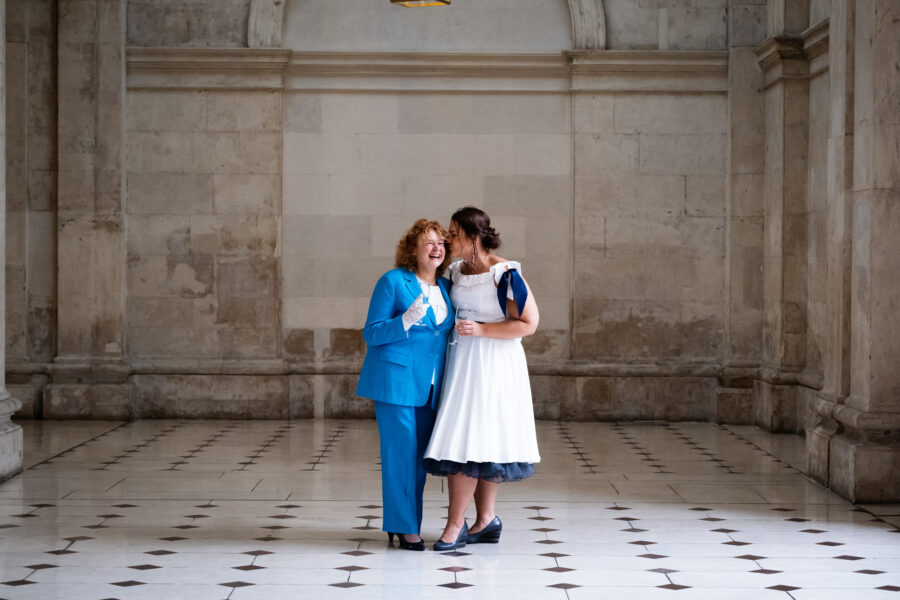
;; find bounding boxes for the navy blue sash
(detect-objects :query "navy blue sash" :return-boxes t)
[496,268,528,317]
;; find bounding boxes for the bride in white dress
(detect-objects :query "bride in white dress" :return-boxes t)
[423,206,541,551]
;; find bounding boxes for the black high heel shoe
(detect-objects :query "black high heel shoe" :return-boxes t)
[433,522,468,552]
[467,516,502,544]
[387,532,425,551]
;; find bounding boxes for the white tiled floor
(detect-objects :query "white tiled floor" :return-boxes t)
[0,419,897,599]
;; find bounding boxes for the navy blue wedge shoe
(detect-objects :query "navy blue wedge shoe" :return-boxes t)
[433,522,468,552]
[466,517,502,544]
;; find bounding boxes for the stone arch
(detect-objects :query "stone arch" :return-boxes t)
[255,0,605,51]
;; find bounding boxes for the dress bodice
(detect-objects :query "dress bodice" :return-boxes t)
[448,260,522,324]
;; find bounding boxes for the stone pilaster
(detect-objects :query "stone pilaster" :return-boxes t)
[827,0,900,502]
[719,0,767,424]
[755,28,811,432]
[0,1,25,480]
[806,0,855,490]
[47,0,130,418]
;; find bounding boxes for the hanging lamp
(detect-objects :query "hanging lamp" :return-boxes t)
[390,0,450,6]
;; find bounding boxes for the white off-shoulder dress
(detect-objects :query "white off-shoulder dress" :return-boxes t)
[423,260,540,482]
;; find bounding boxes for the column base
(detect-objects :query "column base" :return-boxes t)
[753,379,799,432]
[0,393,24,482]
[829,433,900,503]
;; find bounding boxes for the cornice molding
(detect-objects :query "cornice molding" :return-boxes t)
[126,48,730,94]
[126,47,292,89]
[285,51,569,92]
[566,50,729,93]
[802,18,830,61]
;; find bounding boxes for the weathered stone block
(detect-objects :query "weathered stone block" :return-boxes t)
[0,416,23,482]
[290,375,314,419]
[715,388,753,424]
[126,297,193,329]
[44,384,132,419]
[573,95,615,134]
[190,216,277,256]
[127,131,195,173]
[522,329,568,360]
[639,134,727,176]
[753,380,799,432]
[324,329,366,362]
[282,215,370,258]
[604,0,659,49]
[324,375,374,419]
[212,174,278,215]
[567,376,716,421]
[283,328,315,359]
[668,8,727,50]
[127,172,214,215]
[483,175,570,217]
[216,256,277,299]
[686,175,726,217]
[238,132,280,174]
[283,94,322,134]
[193,131,242,174]
[206,91,280,132]
[576,174,685,217]
[529,375,573,420]
[133,375,287,419]
[730,3,766,46]
[574,134,640,175]
[574,299,723,361]
[126,215,190,255]
[127,90,205,132]
[398,94,567,135]
[283,297,367,330]
[615,94,726,135]
[9,384,41,419]
[829,434,900,503]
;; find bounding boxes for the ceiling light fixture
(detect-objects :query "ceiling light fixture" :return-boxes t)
[390,0,450,6]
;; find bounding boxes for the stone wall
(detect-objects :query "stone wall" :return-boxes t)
[4,1,900,503]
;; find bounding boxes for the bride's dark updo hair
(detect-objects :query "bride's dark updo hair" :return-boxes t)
[451,206,501,251]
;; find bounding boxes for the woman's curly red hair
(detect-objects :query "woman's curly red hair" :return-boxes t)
[395,218,450,278]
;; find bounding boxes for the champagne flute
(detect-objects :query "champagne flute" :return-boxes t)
[449,303,473,345]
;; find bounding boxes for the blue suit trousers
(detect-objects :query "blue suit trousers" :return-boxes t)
[373,398,437,535]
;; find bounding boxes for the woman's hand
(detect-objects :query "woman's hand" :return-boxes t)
[455,319,483,338]
[401,293,428,330]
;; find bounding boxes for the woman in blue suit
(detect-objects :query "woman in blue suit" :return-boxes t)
[357,218,454,551]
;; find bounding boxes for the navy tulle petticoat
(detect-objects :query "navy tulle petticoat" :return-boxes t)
[423,458,535,483]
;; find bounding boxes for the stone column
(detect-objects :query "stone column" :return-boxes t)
[0,1,26,480]
[46,0,130,418]
[828,0,900,502]
[755,6,810,432]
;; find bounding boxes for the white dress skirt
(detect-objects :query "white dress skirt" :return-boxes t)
[423,260,540,482]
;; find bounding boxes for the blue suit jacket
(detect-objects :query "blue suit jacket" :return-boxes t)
[356,268,453,408]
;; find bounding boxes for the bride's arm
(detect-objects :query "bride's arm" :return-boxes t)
[457,277,539,340]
